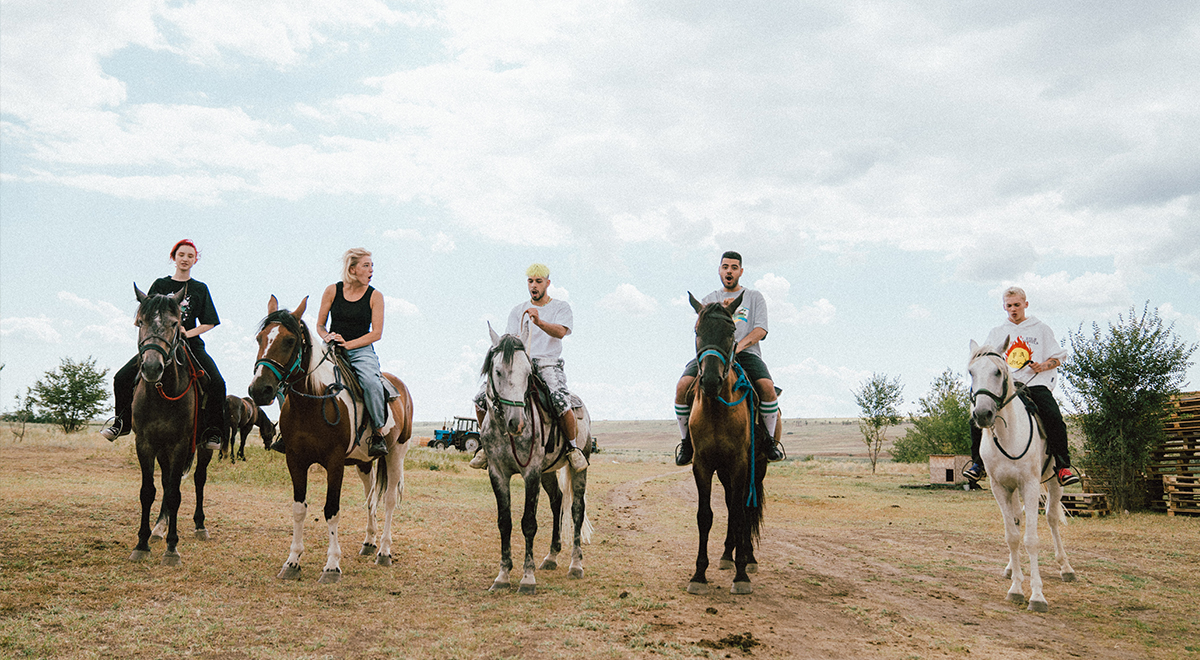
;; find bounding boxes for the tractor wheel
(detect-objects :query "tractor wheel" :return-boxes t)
[464,437,480,454]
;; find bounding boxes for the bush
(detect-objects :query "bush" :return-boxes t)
[29,356,110,434]
[854,373,904,474]
[1063,304,1197,512]
[892,369,972,463]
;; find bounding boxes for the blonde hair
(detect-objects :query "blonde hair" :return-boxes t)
[1002,286,1026,301]
[526,263,550,279]
[342,248,372,284]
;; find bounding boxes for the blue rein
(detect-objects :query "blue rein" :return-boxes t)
[697,349,759,508]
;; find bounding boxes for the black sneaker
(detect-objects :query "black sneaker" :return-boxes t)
[1057,467,1081,487]
[269,437,286,454]
[202,428,222,451]
[368,434,388,457]
[100,417,128,442]
[763,441,785,462]
[674,440,693,466]
[962,461,986,482]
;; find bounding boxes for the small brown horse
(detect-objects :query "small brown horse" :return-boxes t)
[686,292,767,595]
[221,395,275,463]
[248,296,412,583]
[129,284,214,566]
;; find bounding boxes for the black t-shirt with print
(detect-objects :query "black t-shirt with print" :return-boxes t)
[148,277,220,348]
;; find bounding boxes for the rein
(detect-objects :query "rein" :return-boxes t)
[971,352,1035,462]
[483,340,552,469]
[138,323,201,453]
[256,324,346,427]
[695,338,760,508]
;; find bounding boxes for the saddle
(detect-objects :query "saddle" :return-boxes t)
[1012,382,1049,443]
[526,371,584,465]
[330,346,403,450]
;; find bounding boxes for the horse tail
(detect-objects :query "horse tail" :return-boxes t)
[744,435,766,543]
[556,466,593,545]
[371,459,388,510]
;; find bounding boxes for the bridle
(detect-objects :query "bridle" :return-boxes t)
[694,307,739,400]
[485,340,531,411]
[138,323,185,369]
[970,351,1035,461]
[254,321,344,423]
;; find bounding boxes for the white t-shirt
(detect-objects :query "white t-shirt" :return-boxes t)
[506,298,573,361]
[702,287,769,358]
[984,315,1067,391]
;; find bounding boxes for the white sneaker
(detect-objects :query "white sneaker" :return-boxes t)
[468,451,488,469]
[568,448,589,472]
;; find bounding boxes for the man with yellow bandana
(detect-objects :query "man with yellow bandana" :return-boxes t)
[963,286,1080,487]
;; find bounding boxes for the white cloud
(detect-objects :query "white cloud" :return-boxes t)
[597,284,658,317]
[991,271,1131,317]
[384,296,421,318]
[430,232,456,253]
[547,284,570,301]
[0,316,62,344]
[907,304,931,320]
[798,298,837,326]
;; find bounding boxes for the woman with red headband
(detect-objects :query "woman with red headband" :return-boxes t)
[101,240,227,450]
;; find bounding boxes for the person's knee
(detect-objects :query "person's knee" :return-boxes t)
[756,379,777,402]
[676,376,694,403]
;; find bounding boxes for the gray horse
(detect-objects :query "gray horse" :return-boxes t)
[479,323,593,594]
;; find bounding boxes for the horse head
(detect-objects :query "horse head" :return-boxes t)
[968,337,1012,429]
[484,321,534,437]
[690,291,744,398]
[134,283,186,384]
[249,295,309,406]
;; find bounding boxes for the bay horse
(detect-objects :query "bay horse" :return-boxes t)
[686,292,767,595]
[221,395,275,463]
[129,284,214,565]
[480,323,593,594]
[969,339,1074,612]
[248,296,412,583]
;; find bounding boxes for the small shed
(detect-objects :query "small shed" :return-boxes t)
[929,454,971,485]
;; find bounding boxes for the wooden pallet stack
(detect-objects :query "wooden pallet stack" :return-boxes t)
[1059,493,1109,517]
[1149,391,1200,515]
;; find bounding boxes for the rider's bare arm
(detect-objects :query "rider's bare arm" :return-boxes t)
[735,327,767,354]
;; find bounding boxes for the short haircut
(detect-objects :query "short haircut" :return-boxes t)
[342,248,372,283]
[721,250,742,265]
[526,263,550,279]
[1002,286,1026,301]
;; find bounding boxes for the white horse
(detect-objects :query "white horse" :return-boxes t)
[968,339,1075,612]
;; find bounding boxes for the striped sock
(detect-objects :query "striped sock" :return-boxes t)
[675,403,691,440]
[761,400,779,437]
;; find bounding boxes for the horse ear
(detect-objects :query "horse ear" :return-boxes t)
[1001,335,1011,352]
[688,292,703,314]
[134,283,147,303]
[488,321,500,347]
[268,295,279,313]
[293,296,309,319]
[725,292,745,315]
[970,339,980,354]
[519,317,532,348]
[170,288,186,304]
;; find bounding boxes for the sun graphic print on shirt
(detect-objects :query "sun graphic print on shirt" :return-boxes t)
[732,306,749,324]
[1005,337,1033,369]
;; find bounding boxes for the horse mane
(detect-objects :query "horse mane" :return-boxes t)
[696,302,736,335]
[138,293,181,327]
[970,343,997,360]
[481,334,526,376]
[257,309,336,392]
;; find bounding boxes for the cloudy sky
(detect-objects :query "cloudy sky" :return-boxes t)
[2,0,1198,424]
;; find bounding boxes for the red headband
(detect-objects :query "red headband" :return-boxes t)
[170,239,199,260]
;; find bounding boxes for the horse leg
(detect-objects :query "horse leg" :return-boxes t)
[719,484,735,571]
[160,456,184,566]
[1044,480,1075,582]
[488,469,514,591]
[318,462,345,584]
[719,470,753,595]
[538,470,563,571]
[357,463,378,558]
[375,441,407,567]
[518,471,542,594]
[566,466,588,579]
[992,484,1025,604]
[237,427,249,462]
[193,446,210,540]
[688,465,715,595]
[1021,479,1047,612]
[278,459,308,580]
[130,449,156,561]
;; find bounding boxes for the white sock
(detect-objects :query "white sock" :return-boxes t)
[675,403,691,440]
[761,400,779,437]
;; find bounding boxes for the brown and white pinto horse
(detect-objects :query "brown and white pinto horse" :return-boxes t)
[129,284,214,566]
[248,296,412,583]
[685,292,767,595]
[221,395,275,463]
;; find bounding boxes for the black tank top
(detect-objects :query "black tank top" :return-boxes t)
[329,282,375,342]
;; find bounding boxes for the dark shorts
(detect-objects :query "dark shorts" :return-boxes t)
[682,351,773,383]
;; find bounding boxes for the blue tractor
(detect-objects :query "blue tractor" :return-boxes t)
[432,416,481,452]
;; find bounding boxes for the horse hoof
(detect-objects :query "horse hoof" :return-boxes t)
[731,581,753,595]
[718,559,733,570]
[687,582,708,595]
[1028,599,1049,613]
[359,543,377,557]
[539,559,558,571]
[1003,568,1013,579]
[518,583,536,595]
[161,552,182,567]
[489,581,510,592]
[1061,572,1076,583]
[375,554,392,567]
[194,529,210,541]
[746,563,758,574]
[1007,592,1025,605]
[129,549,151,561]
[568,567,583,579]
[277,566,301,581]
[318,570,341,584]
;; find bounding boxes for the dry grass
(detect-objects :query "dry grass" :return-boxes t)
[1,422,1197,659]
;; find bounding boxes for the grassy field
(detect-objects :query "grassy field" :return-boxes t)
[1,421,1197,659]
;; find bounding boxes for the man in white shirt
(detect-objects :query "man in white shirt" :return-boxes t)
[471,263,589,472]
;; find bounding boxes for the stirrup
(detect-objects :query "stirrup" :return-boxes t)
[468,451,488,469]
[674,441,693,466]
[568,447,589,472]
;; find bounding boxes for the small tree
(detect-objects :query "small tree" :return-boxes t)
[29,356,110,434]
[6,391,36,441]
[1063,304,1197,512]
[892,368,972,463]
[854,373,904,473]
